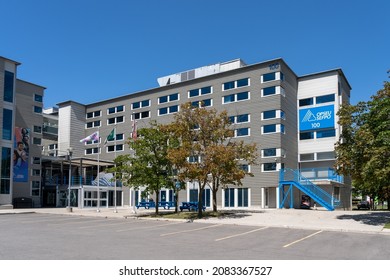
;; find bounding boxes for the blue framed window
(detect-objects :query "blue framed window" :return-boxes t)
[223,81,235,90]
[299,98,313,107]
[169,93,179,101]
[263,162,277,171]
[238,188,248,207]
[189,89,199,98]
[34,106,42,114]
[262,72,276,82]
[223,78,249,91]
[159,95,168,103]
[300,131,314,140]
[3,71,14,103]
[263,148,277,157]
[236,127,249,137]
[236,114,249,123]
[236,78,249,87]
[263,110,276,119]
[223,94,235,103]
[263,124,276,134]
[34,94,43,102]
[263,86,276,96]
[316,94,335,104]
[159,93,179,104]
[2,109,13,140]
[201,86,212,95]
[236,91,249,101]
[224,188,235,207]
[317,129,336,138]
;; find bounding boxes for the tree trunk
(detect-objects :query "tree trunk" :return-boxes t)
[212,177,219,212]
[198,182,206,219]
[155,189,159,215]
[175,188,179,213]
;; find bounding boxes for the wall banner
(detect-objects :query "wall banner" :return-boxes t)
[299,105,335,131]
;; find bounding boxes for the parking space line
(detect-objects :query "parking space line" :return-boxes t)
[283,230,323,248]
[160,224,223,237]
[215,226,269,242]
[78,220,133,229]
[116,221,184,232]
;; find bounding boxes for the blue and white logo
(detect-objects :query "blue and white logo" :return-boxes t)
[299,105,334,131]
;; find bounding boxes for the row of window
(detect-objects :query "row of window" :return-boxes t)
[299,129,336,140]
[85,72,285,119]
[299,94,335,107]
[300,151,335,161]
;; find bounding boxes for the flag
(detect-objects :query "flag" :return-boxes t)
[104,127,116,146]
[131,120,137,140]
[80,131,99,143]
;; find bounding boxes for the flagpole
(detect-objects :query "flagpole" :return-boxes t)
[97,130,100,213]
[113,125,118,213]
[131,118,137,214]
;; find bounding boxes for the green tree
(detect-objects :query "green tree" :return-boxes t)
[167,103,258,217]
[114,121,176,215]
[335,81,390,208]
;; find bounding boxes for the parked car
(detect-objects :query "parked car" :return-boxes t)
[357,200,370,210]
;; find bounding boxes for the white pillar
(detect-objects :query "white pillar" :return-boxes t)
[276,186,280,209]
[261,187,265,209]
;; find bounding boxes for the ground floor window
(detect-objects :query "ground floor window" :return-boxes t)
[238,188,249,207]
[189,188,210,207]
[224,188,235,207]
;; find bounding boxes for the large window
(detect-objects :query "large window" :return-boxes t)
[34,94,43,103]
[262,124,285,134]
[86,110,101,119]
[316,129,336,138]
[235,127,250,137]
[229,114,250,124]
[2,109,13,140]
[316,94,335,104]
[107,105,124,115]
[107,144,124,153]
[224,188,235,207]
[32,181,40,196]
[191,99,212,108]
[159,93,179,104]
[188,86,212,98]
[107,116,124,125]
[133,111,150,120]
[158,105,179,116]
[262,148,277,157]
[3,71,14,103]
[238,188,249,207]
[223,92,249,104]
[263,162,277,172]
[132,99,150,109]
[223,78,249,91]
[1,147,11,194]
[86,120,101,128]
[34,106,43,114]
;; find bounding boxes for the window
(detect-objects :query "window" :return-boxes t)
[229,114,250,124]
[159,105,179,116]
[300,153,315,161]
[300,131,314,140]
[317,129,336,138]
[86,110,101,119]
[85,147,100,155]
[191,99,212,108]
[133,111,150,120]
[32,181,40,196]
[263,110,276,119]
[107,116,124,125]
[32,157,41,164]
[238,164,250,172]
[223,78,249,91]
[32,169,41,176]
[86,120,101,128]
[262,148,277,157]
[2,109,13,140]
[263,162,277,172]
[105,133,124,144]
[238,188,249,207]
[1,147,11,194]
[262,86,276,96]
[317,151,335,160]
[188,86,212,97]
[107,105,124,114]
[33,126,42,133]
[223,92,249,104]
[262,72,276,82]
[33,137,41,145]
[132,99,150,109]
[299,98,313,107]
[3,71,14,103]
[48,144,58,150]
[34,106,42,114]
[316,94,335,104]
[235,127,250,137]
[263,124,276,134]
[159,93,179,104]
[224,188,234,207]
[107,144,124,153]
[188,155,199,163]
[34,94,43,103]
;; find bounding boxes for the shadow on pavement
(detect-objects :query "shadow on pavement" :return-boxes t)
[337,211,390,226]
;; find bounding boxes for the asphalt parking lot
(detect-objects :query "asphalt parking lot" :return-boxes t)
[1,213,389,260]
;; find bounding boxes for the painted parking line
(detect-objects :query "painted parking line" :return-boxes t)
[215,226,269,242]
[78,220,134,229]
[160,224,223,237]
[116,221,184,232]
[283,230,323,248]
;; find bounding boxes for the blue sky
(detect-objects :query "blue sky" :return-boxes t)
[1,0,389,108]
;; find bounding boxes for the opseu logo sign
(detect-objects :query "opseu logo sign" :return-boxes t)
[299,105,334,131]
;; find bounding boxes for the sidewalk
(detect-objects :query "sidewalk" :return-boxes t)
[1,206,389,234]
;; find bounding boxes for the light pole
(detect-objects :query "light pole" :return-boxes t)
[67,147,73,212]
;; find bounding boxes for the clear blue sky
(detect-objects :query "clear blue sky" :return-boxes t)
[1,0,389,108]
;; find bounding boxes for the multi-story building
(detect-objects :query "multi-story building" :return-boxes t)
[1,56,45,208]
[51,58,352,210]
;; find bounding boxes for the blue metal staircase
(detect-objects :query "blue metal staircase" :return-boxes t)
[278,168,340,211]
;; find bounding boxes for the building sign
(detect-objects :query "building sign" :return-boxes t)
[299,105,334,131]
[13,127,30,182]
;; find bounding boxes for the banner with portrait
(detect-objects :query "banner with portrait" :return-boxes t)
[13,127,30,182]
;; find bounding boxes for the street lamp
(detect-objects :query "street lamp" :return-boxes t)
[67,147,73,212]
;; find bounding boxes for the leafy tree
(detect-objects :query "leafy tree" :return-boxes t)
[167,103,258,217]
[335,81,390,208]
[114,121,176,215]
